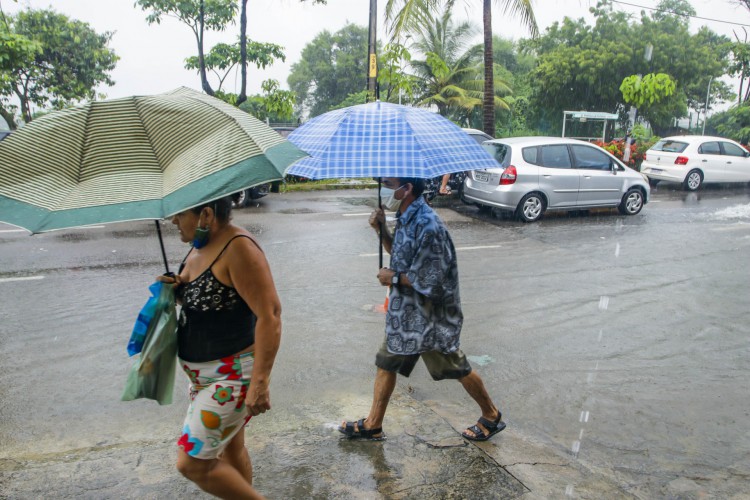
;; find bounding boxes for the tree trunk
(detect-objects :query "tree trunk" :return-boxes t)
[0,107,17,130]
[198,0,214,95]
[482,0,494,137]
[236,0,248,106]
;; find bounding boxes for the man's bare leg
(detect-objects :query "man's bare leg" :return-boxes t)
[341,368,396,437]
[459,370,501,438]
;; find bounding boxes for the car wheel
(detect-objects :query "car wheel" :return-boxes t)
[232,189,248,208]
[516,193,545,222]
[618,188,644,215]
[683,170,703,191]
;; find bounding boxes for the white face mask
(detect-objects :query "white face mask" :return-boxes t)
[380,185,405,211]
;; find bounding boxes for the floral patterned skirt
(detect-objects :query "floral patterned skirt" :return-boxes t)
[177,352,254,459]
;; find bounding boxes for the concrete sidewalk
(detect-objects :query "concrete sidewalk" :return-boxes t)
[2,387,630,499]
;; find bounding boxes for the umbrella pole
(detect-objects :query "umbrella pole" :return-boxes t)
[154,220,171,275]
[378,178,383,269]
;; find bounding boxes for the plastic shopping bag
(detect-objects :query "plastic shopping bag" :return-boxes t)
[127,281,163,356]
[121,281,178,405]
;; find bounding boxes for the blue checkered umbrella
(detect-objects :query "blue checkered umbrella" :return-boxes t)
[287,101,497,269]
[286,101,497,179]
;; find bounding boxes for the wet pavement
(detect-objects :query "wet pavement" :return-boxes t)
[1,184,749,499]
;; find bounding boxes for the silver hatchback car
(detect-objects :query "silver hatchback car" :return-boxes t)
[462,137,650,222]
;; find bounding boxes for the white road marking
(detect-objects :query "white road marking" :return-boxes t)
[0,276,44,283]
[359,244,502,257]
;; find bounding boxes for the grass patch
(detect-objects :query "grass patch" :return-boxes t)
[279,178,378,192]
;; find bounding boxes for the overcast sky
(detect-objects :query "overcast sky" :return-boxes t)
[2,0,748,101]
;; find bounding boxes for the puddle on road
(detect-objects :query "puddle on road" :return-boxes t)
[279,208,319,215]
[467,354,494,366]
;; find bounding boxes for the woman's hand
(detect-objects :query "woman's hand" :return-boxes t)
[245,380,271,416]
[155,273,181,286]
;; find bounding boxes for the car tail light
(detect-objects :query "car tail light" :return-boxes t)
[500,165,517,185]
[674,156,689,165]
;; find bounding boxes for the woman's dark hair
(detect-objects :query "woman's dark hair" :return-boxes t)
[399,177,425,197]
[191,195,233,224]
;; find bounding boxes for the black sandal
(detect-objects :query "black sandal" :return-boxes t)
[462,413,506,441]
[338,418,385,441]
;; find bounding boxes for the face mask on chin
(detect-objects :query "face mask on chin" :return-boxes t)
[380,185,405,211]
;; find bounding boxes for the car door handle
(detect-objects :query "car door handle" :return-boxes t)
[702,159,708,162]
[727,161,732,164]
[583,175,592,179]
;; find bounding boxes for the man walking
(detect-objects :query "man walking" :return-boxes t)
[339,177,504,442]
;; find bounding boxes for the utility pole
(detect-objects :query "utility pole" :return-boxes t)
[702,77,713,135]
[367,0,378,102]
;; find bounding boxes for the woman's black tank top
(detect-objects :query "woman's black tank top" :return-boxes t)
[177,235,257,362]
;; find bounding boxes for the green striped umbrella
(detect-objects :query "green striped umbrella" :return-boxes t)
[0,87,305,231]
[0,87,306,271]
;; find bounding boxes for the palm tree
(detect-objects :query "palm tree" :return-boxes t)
[386,0,537,136]
[410,10,483,119]
[409,8,511,125]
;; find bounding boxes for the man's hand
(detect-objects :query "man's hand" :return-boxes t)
[245,380,271,416]
[369,207,385,232]
[377,267,396,287]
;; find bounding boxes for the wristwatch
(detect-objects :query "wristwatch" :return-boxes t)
[391,271,401,286]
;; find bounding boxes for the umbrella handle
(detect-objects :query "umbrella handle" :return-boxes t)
[154,220,171,275]
[378,178,383,269]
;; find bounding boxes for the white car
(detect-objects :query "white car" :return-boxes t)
[640,136,750,191]
[462,137,650,222]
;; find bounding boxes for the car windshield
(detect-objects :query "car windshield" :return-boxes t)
[651,140,688,153]
[482,143,511,167]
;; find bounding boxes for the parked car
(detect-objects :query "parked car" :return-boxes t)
[463,128,494,144]
[424,128,495,200]
[462,136,650,222]
[640,135,750,191]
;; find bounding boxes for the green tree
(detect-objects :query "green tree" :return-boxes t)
[524,0,731,136]
[409,8,510,126]
[238,79,295,123]
[491,35,535,136]
[620,73,676,107]
[385,0,537,136]
[287,24,371,117]
[378,41,415,104]
[0,8,117,128]
[136,0,236,96]
[184,40,285,95]
[138,0,326,103]
[729,35,750,104]
[708,102,750,143]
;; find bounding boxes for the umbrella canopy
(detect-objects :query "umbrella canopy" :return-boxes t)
[0,87,307,233]
[285,101,498,180]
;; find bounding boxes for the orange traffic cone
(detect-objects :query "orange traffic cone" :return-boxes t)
[374,287,389,313]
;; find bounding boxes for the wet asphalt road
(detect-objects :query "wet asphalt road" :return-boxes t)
[1,183,749,498]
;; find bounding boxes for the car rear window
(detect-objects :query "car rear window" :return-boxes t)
[482,143,511,167]
[651,140,688,153]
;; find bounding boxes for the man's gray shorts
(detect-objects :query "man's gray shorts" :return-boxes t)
[375,340,472,381]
